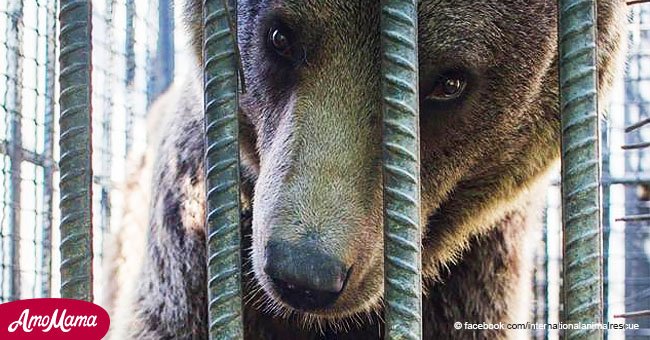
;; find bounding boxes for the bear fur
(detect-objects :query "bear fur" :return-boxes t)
[109,0,626,339]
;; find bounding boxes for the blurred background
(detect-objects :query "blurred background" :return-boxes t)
[0,1,648,339]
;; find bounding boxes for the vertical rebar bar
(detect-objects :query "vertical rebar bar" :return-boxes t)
[558,0,603,337]
[202,0,243,338]
[58,0,94,301]
[380,0,422,339]
[6,0,24,302]
[41,0,59,298]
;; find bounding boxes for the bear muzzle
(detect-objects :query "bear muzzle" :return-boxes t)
[264,240,351,310]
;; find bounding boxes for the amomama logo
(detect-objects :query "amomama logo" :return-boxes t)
[0,298,110,339]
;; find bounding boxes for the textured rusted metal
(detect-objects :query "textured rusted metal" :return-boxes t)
[558,0,603,337]
[58,0,94,301]
[202,0,244,338]
[380,0,423,339]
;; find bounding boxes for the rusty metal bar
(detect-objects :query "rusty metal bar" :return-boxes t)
[558,0,603,337]
[380,0,423,339]
[58,0,94,301]
[202,0,244,338]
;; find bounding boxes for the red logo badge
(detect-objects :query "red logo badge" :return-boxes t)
[0,298,110,339]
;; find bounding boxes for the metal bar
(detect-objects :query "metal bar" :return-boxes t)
[100,0,115,238]
[623,6,650,333]
[615,214,650,222]
[202,0,244,338]
[558,0,603,337]
[58,0,94,301]
[544,216,552,340]
[380,0,423,339]
[0,142,48,167]
[41,0,59,298]
[533,210,549,340]
[624,117,650,132]
[6,0,24,302]
[603,176,650,185]
[124,0,135,155]
[147,0,175,104]
[601,117,610,337]
[613,310,650,318]
[621,141,650,150]
[539,210,550,340]
[626,1,650,5]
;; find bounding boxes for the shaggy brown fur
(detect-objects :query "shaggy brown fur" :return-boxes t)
[110,0,626,339]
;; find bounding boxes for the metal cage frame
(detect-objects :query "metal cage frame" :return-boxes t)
[50,0,650,339]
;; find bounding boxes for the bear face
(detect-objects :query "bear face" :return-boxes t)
[182,0,624,324]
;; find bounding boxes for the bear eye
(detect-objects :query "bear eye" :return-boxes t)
[426,72,467,102]
[268,26,294,59]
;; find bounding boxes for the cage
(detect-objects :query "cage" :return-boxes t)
[0,0,648,339]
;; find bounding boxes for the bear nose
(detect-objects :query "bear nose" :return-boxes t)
[264,241,349,310]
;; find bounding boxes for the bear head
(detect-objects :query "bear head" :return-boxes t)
[183,0,624,324]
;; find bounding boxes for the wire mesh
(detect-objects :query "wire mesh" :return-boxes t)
[611,4,650,336]
[0,0,57,302]
[0,0,174,305]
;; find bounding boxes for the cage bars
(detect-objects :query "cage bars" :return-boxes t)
[41,0,58,298]
[42,0,650,338]
[620,7,650,332]
[124,0,135,156]
[58,0,94,301]
[602,116,611,337]
[380,0,423,339]
[148,0,175,104]
[558,0,604,337]
[96,0,115,241]
[202,0,244,338]
[4,0,25,302]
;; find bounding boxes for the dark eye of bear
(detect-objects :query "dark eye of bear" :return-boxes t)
[427,72,467,102]
[268,27,293,59]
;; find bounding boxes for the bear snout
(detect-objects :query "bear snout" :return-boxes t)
[263,240,351,310]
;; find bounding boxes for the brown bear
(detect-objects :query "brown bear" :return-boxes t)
[110,0,626,338]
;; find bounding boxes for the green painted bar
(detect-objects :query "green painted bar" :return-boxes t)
[58,0,94,301]
[202,0,244,338]
[558,0,603,338]
[380,0,423,339]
